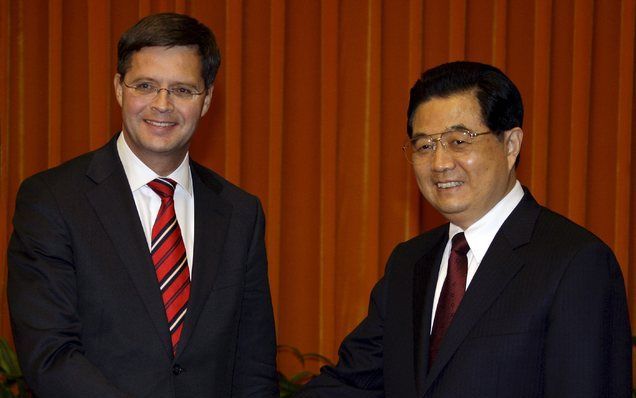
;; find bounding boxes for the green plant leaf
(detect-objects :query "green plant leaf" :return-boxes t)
[289,370,315,384]
[298,352,336,367]
[277,344,307,366]
[0,339,21,379]
[278,377,301,392]
[0,387,14,398]
[277,344,336,396]
[17,380,30,398]
[276,371,290,384]
[0,338,30,397]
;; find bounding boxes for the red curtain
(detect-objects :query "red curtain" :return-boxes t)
[1,0,634,378]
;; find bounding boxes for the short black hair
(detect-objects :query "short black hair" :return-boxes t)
[117,13,221,88]
[406,61,523,138]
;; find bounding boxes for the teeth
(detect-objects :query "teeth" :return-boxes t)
[146,120,175,127]
[437,181,462,189]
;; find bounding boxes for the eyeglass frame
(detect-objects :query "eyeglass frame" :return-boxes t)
[401,127,494,164]
[121,81,207,100]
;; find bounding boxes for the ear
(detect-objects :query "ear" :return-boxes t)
[504,127,523,169]
[200,85,214,117]
[114,74,123,107]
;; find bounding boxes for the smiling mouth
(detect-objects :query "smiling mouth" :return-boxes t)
[145,119,177,127]
[436,181,463,189]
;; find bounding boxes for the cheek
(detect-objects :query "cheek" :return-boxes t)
[456,155,481,182]
[121,99,145,117]
[468,158,508,198]
[413,165,428,183]
[180,105,204,124]
[463,150,501,180]
[461,156,477,169]
[413,167,434,197]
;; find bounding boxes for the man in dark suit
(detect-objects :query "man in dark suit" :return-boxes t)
[297,61,632,397]
[8,13,278,397]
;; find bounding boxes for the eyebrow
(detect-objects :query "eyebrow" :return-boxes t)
[411,124,471,138]
[126,76,201,88]
[447,124,469,130]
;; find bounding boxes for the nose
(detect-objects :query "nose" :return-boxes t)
[430,144,454,172]
[150,89,174,113]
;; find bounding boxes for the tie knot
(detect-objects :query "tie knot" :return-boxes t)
[148,178,176,198]
[451,232,470,255]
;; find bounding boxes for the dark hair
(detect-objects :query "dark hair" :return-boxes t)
[406,61,523,138]
[117,13,221,88]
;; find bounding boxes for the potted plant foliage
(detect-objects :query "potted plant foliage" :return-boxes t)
[277,345,335,398]
[0,337,29,398]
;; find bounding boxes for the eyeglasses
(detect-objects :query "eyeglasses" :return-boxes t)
[122,81,206,100]
[402,127,493,164]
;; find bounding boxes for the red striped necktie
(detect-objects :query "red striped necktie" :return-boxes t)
[429,232,470,367]
[147,178,190,353]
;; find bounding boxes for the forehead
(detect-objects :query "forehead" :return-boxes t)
[127,45,203,82]
[411,91,484,133]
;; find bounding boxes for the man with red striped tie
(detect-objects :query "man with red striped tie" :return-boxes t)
[8,13,278,398]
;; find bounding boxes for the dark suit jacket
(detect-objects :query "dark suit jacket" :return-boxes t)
[8,135,278,398]
[298,190,632,397]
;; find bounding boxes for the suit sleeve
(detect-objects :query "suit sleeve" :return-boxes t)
[231,199,279,397]
[7,175,131,398]
[543,241,632,397]
[295,249,403,398]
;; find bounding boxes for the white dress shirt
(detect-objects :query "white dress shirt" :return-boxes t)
[430,181,524,331]
[116,133,195,275]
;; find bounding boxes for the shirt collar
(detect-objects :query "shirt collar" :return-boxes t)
[116,132,193,196]
[448,180,524,262]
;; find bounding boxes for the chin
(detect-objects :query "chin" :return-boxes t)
[434,199,468,214]
[438,206,471,222]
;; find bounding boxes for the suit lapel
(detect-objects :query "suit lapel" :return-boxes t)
[413,232,446,396]
[422,192,541,394]
[384,226,447,397]
[175,163,232,356]
[85,137,173,356]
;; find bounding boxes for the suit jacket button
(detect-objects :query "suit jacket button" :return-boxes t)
[172,364,184,375]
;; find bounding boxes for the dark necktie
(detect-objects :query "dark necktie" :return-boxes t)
[147,178,190,353]
[429,232,470,367]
